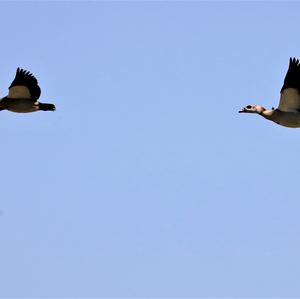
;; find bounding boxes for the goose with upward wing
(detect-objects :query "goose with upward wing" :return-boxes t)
[239,57,300,128]
[0,68,55,113]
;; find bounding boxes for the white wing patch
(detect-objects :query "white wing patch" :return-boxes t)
[8,86,31,99]
[278,88,300,112]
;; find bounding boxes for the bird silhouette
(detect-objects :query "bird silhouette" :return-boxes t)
[0,68,55,113]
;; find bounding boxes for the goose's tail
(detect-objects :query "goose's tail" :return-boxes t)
[39,102,56,111]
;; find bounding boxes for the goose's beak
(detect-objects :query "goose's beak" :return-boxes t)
[238,108,246,113]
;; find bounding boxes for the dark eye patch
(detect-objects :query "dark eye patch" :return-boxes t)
[246,105,252,109]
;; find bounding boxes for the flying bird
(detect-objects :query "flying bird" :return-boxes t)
[239,57,300,128]
[0,68,55,113]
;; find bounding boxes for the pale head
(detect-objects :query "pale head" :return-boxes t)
[239,104,266,114]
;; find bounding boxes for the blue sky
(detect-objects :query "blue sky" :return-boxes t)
[1,1,300,297]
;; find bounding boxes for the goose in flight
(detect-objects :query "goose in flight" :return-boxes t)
[239,57,300,128]
[0,68,55,113]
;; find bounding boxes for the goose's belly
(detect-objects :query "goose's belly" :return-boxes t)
[276,122,300,128]
[273,112,300,128]
[5,99,39,113]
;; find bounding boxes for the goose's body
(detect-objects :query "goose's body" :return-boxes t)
[0,68,55,113]
[262,108,300,128]
[240,58,300,128]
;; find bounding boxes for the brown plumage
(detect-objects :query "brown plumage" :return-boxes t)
[0,68,56,113]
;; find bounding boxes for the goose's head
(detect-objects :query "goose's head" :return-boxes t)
[239,104,266,114]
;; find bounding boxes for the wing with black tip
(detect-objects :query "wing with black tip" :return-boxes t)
[278,58,300,112]
[8,68,41,100]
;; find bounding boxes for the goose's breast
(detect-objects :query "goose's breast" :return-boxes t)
[4,99,39,113]
[274,112,300,128]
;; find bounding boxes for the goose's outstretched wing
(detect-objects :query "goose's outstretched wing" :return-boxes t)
[278,58,300,112]
[8,68,41,100]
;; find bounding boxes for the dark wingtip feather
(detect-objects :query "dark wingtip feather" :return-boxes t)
[281,57,300,92]
[9,68,41,100]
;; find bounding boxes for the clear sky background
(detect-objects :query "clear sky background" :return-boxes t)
[1,1,300,298]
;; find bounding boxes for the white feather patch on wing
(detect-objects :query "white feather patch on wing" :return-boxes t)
[278,88,300,112]
[8,86,31,99]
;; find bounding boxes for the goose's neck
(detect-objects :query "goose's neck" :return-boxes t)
[261,109,276,119]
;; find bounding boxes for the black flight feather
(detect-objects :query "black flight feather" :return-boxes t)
[281,57,300,93]
[9,68,41,100]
